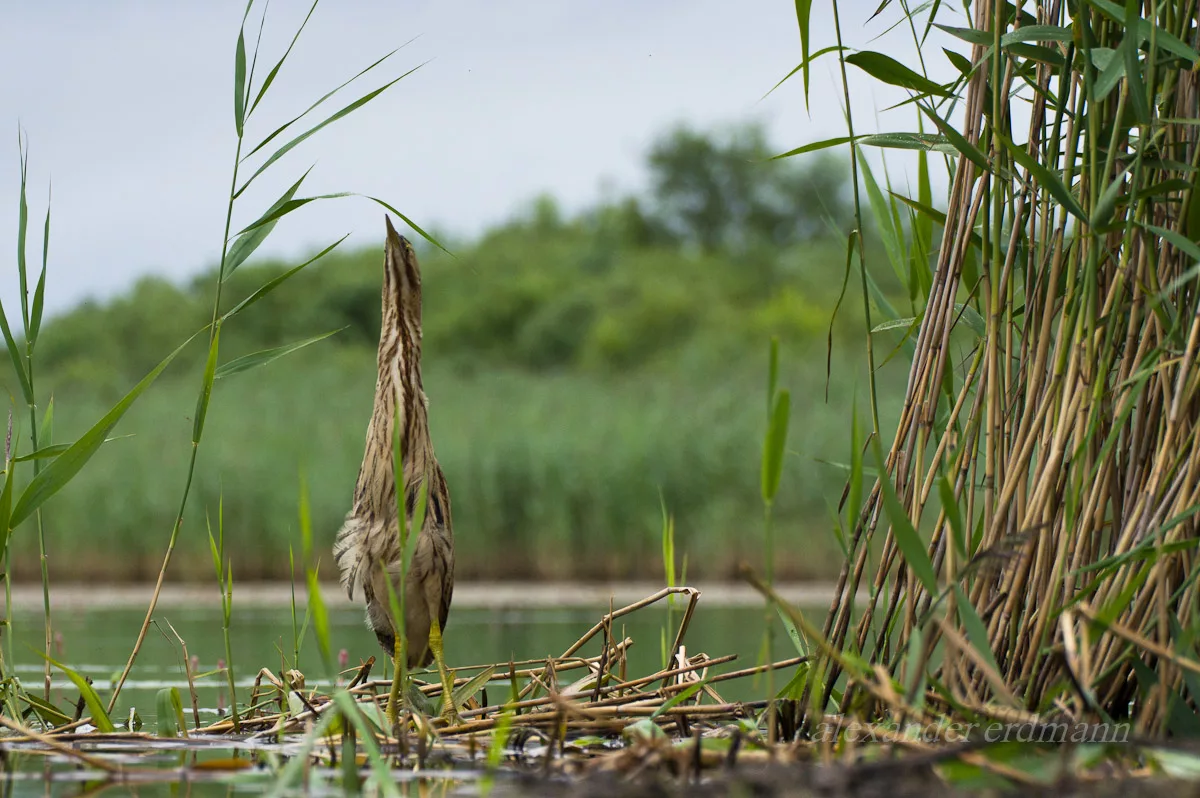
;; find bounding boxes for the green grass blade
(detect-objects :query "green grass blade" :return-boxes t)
[1122,0,1151,125]
[0,297,32,405]
[452,665,496,710]
[298,473,332,674]
[0,456,14,558]
[650,680,705,719]
[766,336,779,419]
[192,325,220,444]
[954,586,1002,675]
[221,234,348,321]
[9,328,203,529]
[847,400,864,544]
[995,132,1088,223]
[364,197,452,255]
[19,691,71,727]
[918,104,990,172]
[234,25,247,136]
[793,0,815,106]
[858,153,907,285]
[770,136,856,160]
[223,167,313,280]
[213,328,343,380]
[242,47,402,165]
[760,390,791,504]
[938,476,967,559]
[155,687,187,738]
[29,184,50,346]
[762,45,844,100]
[39,652,115,732]
[239,64,424,192]
[16,141,29,330]
[844,51,952,97]
[330,692,401,798]
[247,0,320,118]
[234,189,349,237]
[1000,25,1073,45]
[12,438,127,463]
[857,132,956,154]
[871,437,938,594]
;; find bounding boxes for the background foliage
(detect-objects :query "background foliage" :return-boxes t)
[1,122,905,582]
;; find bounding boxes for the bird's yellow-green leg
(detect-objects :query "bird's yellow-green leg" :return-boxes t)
[428,617,460,725]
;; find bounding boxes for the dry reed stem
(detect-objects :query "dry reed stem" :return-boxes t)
[816,0,1200,733]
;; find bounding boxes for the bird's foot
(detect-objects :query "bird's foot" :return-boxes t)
[428,618,463,727]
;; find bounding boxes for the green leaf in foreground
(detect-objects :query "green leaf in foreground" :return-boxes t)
[918,104,990,172]
[871,437,938,594]
[771,136,855,161]
[39,652,115,732]
[650,680,705,719]
[239,63,424,193]
[9,328,203,529]
[761,390,791,503]
[995,132,1088,223]
[222,235,349,322]
[222,167,313,280]
[214,328,344,380]
[155,686,188,738]
[845,51,952,97]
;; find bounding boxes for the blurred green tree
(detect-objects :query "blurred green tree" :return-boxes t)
[644,122,852,253]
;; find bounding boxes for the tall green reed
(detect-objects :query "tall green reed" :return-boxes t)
[8,140,55,700]
[207,497,239,731]
[106,0,437,711]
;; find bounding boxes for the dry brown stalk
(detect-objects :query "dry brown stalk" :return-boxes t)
[813,0,1200,734]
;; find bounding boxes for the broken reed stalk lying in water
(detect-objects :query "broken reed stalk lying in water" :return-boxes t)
[818,0,1200,733]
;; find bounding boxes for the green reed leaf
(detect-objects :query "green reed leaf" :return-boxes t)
[650,680,705,719]
[995,132,1088,223]
[872,437,937,594]
[29,186,50,346]
[234,27,247,136]
[10,329,203,529]
[155,686,187,738]
[1122,0,1151,125]
[954,586,1003,677]
[39,652,115,732]
[452,666,496,711]
[793,0,815,105]
[193,325,220,444]
[845,51,953,97]
[918,104,990,172]
[239,63,423,192]
[16,142,29,329]
[222,234,348,321]
[223,167,313,279]
[771,136,856,160]
[248,0,320,117]
[214,328,343,380]
[761,390,791,504]
[858,132,956,154]
[763,45,845,100]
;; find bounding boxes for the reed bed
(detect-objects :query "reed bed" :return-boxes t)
[798,0,1200,741]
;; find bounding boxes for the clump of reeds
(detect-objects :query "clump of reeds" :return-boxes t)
[789,0,1200,737]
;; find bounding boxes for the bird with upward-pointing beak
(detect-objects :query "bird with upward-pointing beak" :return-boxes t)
[333,216,456,719]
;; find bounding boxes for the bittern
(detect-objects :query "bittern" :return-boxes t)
[333,216,456,717]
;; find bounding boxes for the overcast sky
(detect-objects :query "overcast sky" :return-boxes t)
[0,2,963,319]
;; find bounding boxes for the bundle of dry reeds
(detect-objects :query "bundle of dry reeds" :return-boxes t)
[812,0,1200,735]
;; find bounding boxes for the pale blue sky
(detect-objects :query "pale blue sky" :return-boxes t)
[0,1,962,318]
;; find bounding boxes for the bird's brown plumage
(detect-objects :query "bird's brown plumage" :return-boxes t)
[333,216,454,669]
